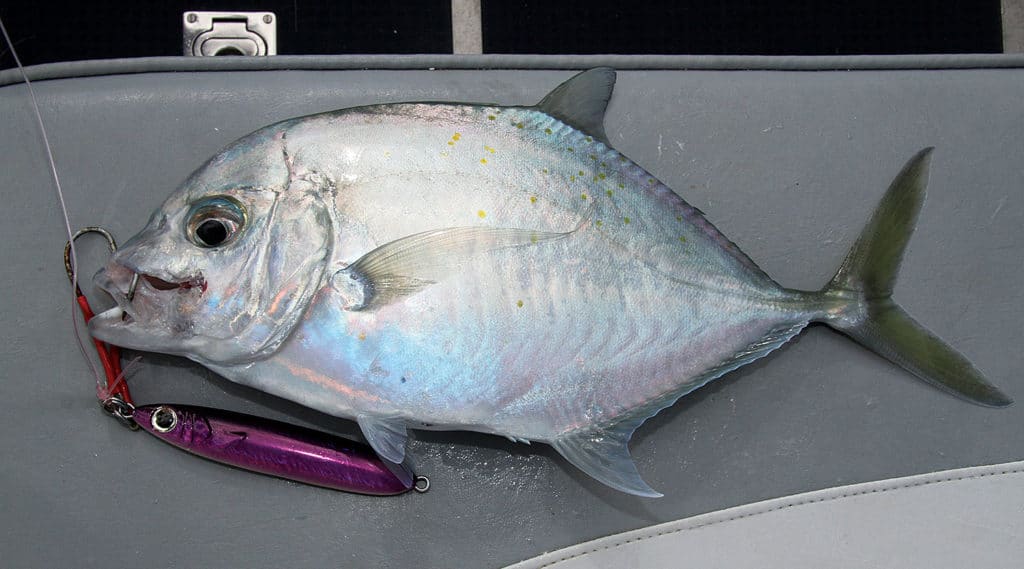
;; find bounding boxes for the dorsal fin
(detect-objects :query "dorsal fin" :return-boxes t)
[536,68,616,145]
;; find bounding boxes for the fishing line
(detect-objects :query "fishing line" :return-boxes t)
[0,16,105,394]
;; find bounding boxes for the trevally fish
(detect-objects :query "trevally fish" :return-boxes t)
[89,69,1011,497]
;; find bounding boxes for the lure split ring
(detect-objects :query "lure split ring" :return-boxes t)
[413,475,431,493]
[101,396,138,430]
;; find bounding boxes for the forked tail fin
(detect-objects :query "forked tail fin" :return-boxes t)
[819,148,1012,407]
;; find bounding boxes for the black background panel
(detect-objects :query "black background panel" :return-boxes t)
[0,1,1006,68]
[482,1,1003,55]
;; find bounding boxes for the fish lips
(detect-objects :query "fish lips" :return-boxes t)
[88,261,204,353]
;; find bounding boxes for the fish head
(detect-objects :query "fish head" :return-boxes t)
[89,127,335,365]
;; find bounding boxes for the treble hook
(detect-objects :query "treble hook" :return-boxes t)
[63,226,138,299]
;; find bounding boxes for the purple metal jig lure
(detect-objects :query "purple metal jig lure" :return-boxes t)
[132,404,427,496]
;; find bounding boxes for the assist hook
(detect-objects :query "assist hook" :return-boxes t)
[63,226,137,426]
[64,226,138,300]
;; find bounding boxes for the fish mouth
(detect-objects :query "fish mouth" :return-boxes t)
[89,261,206,344]
[141,273,207,293]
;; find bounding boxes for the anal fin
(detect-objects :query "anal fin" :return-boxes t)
[552,321,808,498]
[553,424,662,498]
[698,321,808,386]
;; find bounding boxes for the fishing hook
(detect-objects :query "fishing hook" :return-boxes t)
[63,226,139,299]
[63,226,135,416]
[63,226,116,285]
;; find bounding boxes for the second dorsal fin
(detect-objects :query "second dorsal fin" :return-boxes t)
[536,68,616,145]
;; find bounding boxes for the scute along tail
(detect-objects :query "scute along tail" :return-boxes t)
[820,148,1012,407]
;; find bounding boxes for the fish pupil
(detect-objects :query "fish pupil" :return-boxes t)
[196,219,228,246]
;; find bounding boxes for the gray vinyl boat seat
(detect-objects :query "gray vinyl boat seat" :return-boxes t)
[1,55,1021,568]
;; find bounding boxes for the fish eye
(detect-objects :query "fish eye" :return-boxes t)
[186,196,246,248]
[151,406,178,432]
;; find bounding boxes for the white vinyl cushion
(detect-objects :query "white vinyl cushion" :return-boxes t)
[509,460,1024,568]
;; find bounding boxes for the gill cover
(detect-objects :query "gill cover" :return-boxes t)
[185,131,335,365]
[203,181,333,365]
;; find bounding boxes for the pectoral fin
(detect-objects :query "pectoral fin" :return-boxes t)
[333,225,571,310]
[357,415,409,464]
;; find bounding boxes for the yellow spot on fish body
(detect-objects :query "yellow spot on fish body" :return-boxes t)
[529,234,538,243]
[447,141,454,146]
[648,178,655,185]
[516,300,524,308]
[676,216,683,222]
[530,196,537,203]
[516,122,524,129]
[600,162,607,168]
[585,136,593,142]
[484,145,496,153]
[679,236,687,243]
[542,168,549,174]
[358,332,366,341]
[617,183,625,189]
[570,175,576,182]
[624,217,631,224]
[589,154,597,161]
[581,193,588,200]
[598,173,606,180]
[478,210,487,218]
[578,170,585,177]
[480,158,488,164]
[544,128,552,134]
[595,220,603,226]
[567,147,574,152]
[606,189,613,197]
[452,133,461,141]
[488,115,496,120]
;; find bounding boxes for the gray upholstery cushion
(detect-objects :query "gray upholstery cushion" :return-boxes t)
[1,57,1021,568]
